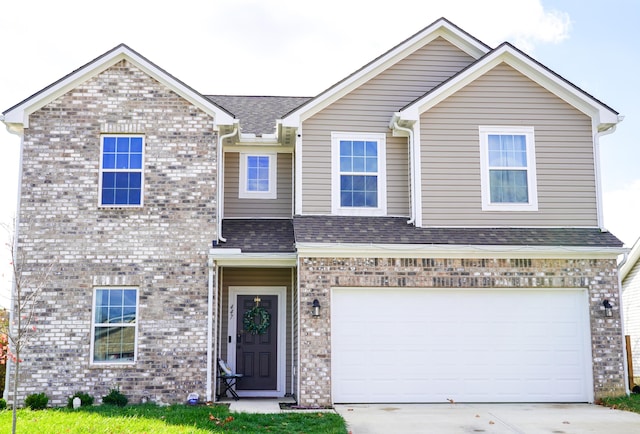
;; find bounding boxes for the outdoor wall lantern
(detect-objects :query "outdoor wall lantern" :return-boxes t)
[312,299,321,317]
[603,299,613,317]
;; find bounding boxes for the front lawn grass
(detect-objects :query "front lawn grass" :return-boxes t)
[601,394,640,414]
[0,403,348,433]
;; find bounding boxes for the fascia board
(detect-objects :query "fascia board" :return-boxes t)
[208,251,297,267]
[399,45,619,128]
[3,45,234,128]
[620,239,640,280]
[296,242,627,260]
[280,20,489,128]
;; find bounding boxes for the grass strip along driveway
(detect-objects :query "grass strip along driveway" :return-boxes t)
[0,403,348,433]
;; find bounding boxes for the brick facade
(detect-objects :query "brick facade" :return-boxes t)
[10,60,217,405]
[298,256,625,407]
[5,44,625,409]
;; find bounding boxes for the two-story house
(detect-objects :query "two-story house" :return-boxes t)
[2,18,627,407]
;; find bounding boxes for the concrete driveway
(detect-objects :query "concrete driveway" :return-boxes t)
[334,403,640,433]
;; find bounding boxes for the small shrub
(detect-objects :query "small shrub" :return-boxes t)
[67,391,94,408]
[25,392,49,410]
[0,398,6,410]
[102,388,128,407]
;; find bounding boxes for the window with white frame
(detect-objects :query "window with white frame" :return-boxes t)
[100,135,144,206]
[239,153,277,199]
[479,126,538,211]
[332,132,387,215]
[92,288,138,363]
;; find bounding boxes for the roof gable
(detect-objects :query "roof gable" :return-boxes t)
[3,44,235,133]
[396,42,620,131]
[280,17,490,127]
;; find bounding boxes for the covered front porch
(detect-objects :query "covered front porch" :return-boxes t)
[210,219,298,401]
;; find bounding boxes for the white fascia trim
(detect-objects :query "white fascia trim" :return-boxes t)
[280,20,489,128]
[296,242,627,259]
[399,45,620,129]
[208,250,297,267]
[237,134,279,144]
[225,144,293,153]
[3,46,234,128]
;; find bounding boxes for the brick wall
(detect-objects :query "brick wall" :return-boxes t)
[298,257,625,407]
[10,60,217,406]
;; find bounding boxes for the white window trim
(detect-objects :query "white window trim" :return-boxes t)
[98,134,145,208]
[479,126,538,212]
[331,132,387,216]
[239,152,277,199]
[90,287,139,365]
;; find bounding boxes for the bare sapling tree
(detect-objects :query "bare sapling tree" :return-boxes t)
[1,220,54,434]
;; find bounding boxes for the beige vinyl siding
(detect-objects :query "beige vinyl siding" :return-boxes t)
[302,37,475,215]
[218,267,294,394]
[623,263,640,384]
[224,152,292,218]
[420,63,598,226]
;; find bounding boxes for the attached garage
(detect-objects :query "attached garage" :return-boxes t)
[331,288,593,403]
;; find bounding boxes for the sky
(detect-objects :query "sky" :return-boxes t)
[0,0,638,306]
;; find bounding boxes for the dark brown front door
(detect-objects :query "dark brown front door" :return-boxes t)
[236,295,278,390]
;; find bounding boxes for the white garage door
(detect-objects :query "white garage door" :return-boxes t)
[331,288,592,403]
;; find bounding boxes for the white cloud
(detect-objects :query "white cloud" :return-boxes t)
[603,180,640,247]
[0,0,581,307]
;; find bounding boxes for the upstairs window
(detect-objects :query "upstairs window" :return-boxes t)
[332,132,386,215]
[479,126,538,211]
[92,288,138,363]
[239,153,277,199]
[100,135,144,206]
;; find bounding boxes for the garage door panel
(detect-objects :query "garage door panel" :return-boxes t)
[332,288,591,403]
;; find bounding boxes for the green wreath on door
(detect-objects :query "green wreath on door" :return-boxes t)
[243,306,271,335]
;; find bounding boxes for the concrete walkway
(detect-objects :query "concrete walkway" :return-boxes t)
[333,403,640,434]
[225,397,298,413]
[227,398,283,413]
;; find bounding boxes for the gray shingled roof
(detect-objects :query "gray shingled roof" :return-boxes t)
[214,219,295,253]
[212,217,623,253]
[206,95,311,136]
[292,216,624,247]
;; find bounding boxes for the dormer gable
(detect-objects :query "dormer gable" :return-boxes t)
[394,42,621,132]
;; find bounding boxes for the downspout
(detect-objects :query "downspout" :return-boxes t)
[393,121,416,225]
[216,126,238,243]
[295,254,301,403]
[206,256,215,402]
[593,117,622,231]
[594,117,629,394]
[617,262,631,395]
[2,118,24,402]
